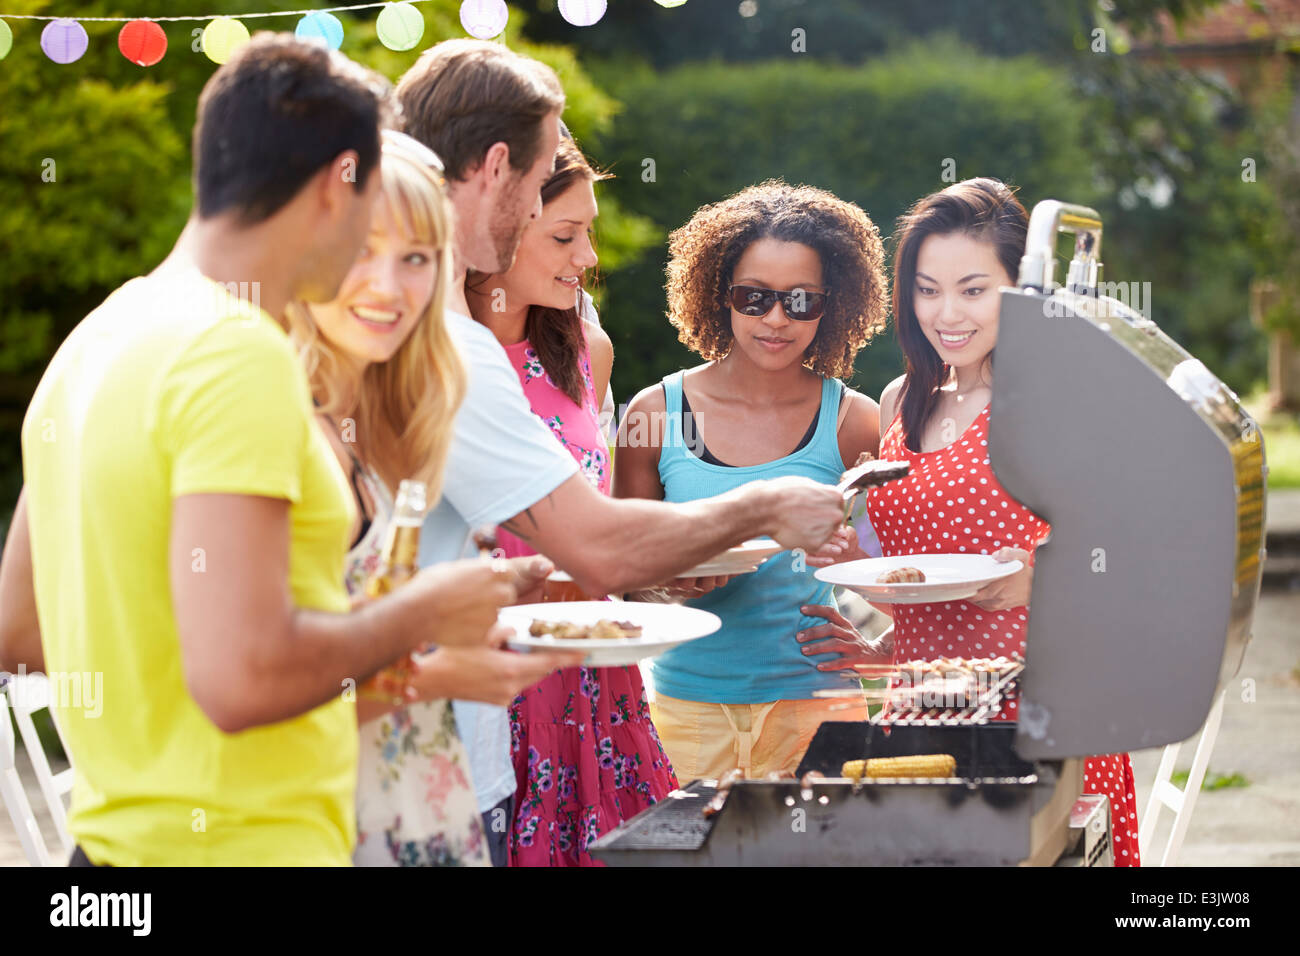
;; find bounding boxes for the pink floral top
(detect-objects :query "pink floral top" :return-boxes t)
[500,337,610,498]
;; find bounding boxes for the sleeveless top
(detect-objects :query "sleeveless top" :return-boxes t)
[679,384,827,465]
[346,469,489,867]
[651,371,849,704]
[863,404,1051,721]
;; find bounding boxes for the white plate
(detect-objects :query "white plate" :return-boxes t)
[813,554,1023,604]
[500,601,723,667]
[681,538,784,577]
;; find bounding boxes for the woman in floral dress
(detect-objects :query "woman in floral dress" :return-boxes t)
[821,178,1141,864]
[466,136,678,865]
[289,132,485,865]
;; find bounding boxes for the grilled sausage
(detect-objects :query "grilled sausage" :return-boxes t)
[877,566,926,584]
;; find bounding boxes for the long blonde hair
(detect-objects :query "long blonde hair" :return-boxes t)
[289,143,465,503]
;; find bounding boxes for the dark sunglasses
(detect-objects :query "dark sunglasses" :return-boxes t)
[727,284,831,321]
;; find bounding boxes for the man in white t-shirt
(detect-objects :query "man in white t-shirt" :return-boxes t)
[397,41,844,865]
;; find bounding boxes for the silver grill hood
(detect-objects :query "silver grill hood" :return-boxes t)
[990,201,1266,760]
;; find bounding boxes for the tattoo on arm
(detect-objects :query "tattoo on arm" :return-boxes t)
[498,485,569,541]
[499,506,540,540]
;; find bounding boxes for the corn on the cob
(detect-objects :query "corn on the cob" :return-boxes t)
[841,754,957,780]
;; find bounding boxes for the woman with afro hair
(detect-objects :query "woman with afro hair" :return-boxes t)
[614,179,890,780]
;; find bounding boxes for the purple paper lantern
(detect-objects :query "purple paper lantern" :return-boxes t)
[42,18,89,65]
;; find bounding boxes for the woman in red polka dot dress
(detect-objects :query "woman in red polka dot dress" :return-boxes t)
[847,179,1138,864]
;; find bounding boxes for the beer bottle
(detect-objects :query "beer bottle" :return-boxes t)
[360,479,426,704]
[364,479,426,598]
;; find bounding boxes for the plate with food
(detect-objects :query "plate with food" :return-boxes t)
[812,554,1023,604]
[680,538,784,578]
[499,601,723,667]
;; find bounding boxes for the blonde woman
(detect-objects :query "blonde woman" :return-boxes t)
[289,131,567,866]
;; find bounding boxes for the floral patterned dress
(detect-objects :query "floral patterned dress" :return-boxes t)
[346,470,489,867]
[495,328,679,866]
[864,405,1141,866]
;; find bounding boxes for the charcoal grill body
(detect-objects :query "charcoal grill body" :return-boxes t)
[592,723,1083,867]
[996,201,1264,760]
[992,289,1264,757]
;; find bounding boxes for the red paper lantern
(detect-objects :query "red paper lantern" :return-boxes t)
[118,19,167,67]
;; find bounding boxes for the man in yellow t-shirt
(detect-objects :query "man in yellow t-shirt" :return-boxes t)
[0,35,518,866]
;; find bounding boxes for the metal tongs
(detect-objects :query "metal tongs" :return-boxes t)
[836,456,910,519]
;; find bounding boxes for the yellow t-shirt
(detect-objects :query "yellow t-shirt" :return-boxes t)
[21,268,358,866]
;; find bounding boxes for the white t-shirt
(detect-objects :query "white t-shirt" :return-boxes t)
[418,310,579,812]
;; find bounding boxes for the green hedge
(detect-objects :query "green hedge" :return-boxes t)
[589,40,1093,407]
[0,0,654,534]
[588,38,1271,410]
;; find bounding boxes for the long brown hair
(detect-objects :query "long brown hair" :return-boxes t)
[891,178,1028,452]
[470,137,611,406]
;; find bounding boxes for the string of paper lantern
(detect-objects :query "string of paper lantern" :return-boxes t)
[0,0,673,65]
[0,2,446,65]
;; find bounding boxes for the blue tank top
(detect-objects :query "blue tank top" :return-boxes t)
[650,370,849,704]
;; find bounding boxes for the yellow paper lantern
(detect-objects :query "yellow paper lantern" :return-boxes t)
[202,17,250,65]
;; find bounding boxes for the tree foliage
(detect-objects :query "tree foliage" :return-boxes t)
[513,0,1222,67]
[588,39,1094,406]
[0,0,651,530]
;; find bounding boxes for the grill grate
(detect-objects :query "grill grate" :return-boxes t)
[599,783,718,850]
[795,721,1037,779]
[875,660,1024,726]
[819,658,1025,726]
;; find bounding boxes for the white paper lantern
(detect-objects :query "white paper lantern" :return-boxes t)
[558,0,607,28]
[460,0,508,39]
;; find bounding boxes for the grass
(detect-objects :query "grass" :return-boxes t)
[1261,415,1300,489]
[1244,391,1300,489]
[1170,769,1250,791]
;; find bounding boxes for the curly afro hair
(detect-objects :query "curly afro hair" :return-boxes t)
[665,179,887,379]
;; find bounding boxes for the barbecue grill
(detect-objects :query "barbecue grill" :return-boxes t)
[591,200,1266,867]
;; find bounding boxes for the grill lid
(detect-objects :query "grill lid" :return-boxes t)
[989,201,1265,759]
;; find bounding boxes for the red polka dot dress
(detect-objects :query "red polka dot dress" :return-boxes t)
[865,405,1140,866]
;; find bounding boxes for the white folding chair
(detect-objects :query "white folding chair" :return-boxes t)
[1138,688,1227,867]
[5,673,75,860]
[1,685,55,866]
